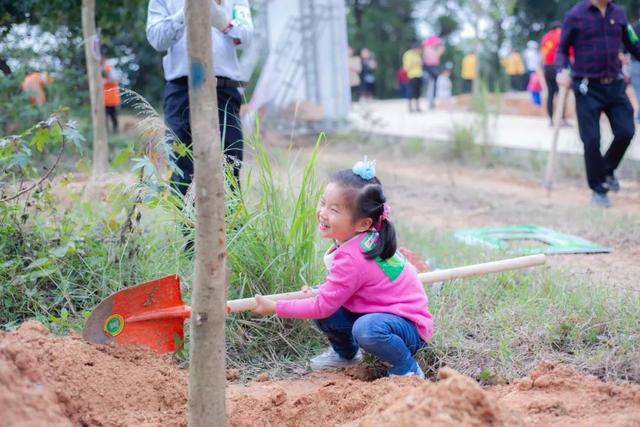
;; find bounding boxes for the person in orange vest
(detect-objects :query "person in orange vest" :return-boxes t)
[21,71,53,106]
[101,57,121,133]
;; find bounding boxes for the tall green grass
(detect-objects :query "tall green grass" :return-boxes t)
[147,125,330,374]
[216,131,327,372]
[399,227,640,383]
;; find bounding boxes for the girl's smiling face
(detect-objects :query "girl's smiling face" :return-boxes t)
[316,182,372,244]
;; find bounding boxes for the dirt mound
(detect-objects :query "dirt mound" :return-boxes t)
[227,367,518,427]
[358,367,517,426]
[0,322,70,426]
[489,361,640,426]
[227,362,640,427]
[0,321,187,426]
[3,323,640,426]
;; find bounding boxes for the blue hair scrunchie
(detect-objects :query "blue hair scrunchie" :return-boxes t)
[352,156,376,180]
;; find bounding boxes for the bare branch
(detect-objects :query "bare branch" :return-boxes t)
[0,120,67,203]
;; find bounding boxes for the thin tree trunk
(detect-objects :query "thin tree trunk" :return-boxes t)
[81,0,109,177]
[185,0,226,425]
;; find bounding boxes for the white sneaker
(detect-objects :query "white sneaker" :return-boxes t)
[391,364,425,380]
[309,347,363,371]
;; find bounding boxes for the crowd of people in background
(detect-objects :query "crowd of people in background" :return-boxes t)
[349,35,455,112]
[396,36,453,112]
[502,21,571,127]
[351,0,639,208]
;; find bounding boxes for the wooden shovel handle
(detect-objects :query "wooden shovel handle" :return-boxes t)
[544,70,570,190]
[225,254,546,314]
[417,253,546,284]
[226,289,315,313]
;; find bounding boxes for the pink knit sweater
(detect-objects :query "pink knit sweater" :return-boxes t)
[275,232,433,341]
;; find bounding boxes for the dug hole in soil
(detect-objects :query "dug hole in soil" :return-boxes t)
[2,322,640,426]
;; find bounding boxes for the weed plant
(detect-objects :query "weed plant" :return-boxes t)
[172,127,329,375]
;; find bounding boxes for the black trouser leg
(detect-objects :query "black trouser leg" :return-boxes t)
[105,106,118,133]
[544,65,559,120]
[163,80,244,197]
[217,86,244,189]
[573,79,607,193]
[163,80,193,196]
[509,75,518,91]
[602,80,635,177]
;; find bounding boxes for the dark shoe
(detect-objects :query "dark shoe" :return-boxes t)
[605,175,620,192]
[591,192,611,208]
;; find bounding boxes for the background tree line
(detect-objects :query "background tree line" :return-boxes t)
[3,0,640,109]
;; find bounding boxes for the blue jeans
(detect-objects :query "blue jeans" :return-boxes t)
[314,307,425,376]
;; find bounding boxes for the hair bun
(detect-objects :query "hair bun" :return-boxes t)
[352,156,376,180]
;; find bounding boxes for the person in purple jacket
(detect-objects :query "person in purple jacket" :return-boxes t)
[253,158,433,379]
[557,0,640,207]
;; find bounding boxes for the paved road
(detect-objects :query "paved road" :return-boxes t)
[350,99,640,161]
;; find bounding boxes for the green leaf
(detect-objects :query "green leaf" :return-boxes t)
[49,122,63,145]
[50,242,74,258]
[479,368,493,381]
[174,142,189,158]
[112,147,134,168]
[62,123,86,151]
[23,267,58,281]
[131,156,155,177]
[27,257,50,270]
[30,128,49,152]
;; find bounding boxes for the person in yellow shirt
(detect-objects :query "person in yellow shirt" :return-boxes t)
[402,43,423,112]
[502,49,525,91]
[21,72,53,106]
[461,52,476,93]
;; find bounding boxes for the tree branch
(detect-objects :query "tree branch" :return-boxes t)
[0,121,66,203]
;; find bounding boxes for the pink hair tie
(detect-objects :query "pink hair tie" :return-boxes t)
[375,203,391,231]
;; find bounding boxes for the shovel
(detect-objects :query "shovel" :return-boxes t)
[543,70,570,193]
[83,253,545,353]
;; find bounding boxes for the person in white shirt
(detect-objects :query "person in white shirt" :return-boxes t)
[146,0,253,195]
[435,63,454,108]
[523,40,541,92]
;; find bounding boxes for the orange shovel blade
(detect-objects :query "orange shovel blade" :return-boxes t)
[82,275,191,353]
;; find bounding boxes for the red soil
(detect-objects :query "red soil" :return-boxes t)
[2,321,640,426]
[0,321,187,427]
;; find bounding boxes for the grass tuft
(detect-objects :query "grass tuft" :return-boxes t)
[399,227,640,383]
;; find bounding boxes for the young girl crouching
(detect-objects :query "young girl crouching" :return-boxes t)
[253,159,433,378]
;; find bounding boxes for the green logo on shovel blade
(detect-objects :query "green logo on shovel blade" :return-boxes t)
[104,314,124,337]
